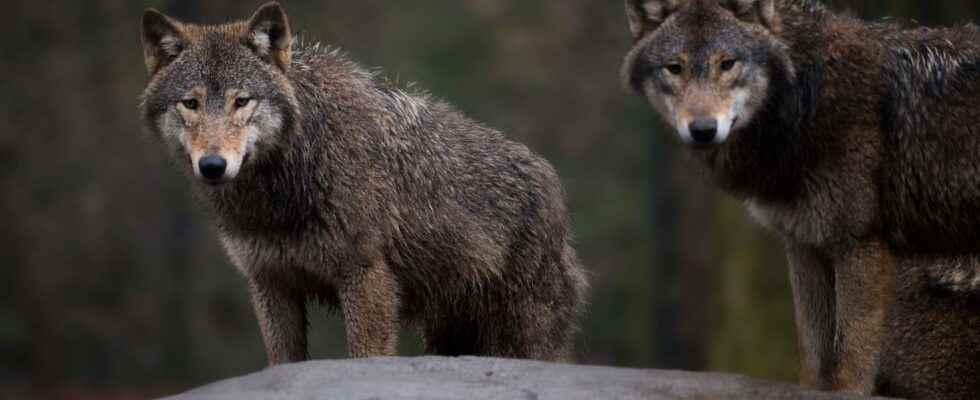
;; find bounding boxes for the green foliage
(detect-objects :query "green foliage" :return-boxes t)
[707,199,798,381]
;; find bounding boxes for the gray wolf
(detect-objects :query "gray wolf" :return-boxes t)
[623,0,980,398]
[140,1,587,364]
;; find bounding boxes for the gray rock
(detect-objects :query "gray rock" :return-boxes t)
[164,357,893,400]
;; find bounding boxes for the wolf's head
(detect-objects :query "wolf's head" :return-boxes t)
[622,0,795,148]
[140,2,298,186]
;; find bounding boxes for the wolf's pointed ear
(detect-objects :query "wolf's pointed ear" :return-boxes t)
[246,2,293,71]
[758,0,779,32]
[625,0,680,41]
[722,0,780,32]
[142,9,186,76]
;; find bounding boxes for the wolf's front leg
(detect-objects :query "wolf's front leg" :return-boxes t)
[831,239,892,394]
[786,243,836,389]
[248,278,309,365]
[339,260,400,357]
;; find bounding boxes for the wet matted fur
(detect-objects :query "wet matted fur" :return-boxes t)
[624,0,980,398]
[140,2,587,364]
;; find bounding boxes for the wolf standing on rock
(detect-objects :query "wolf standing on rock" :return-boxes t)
[139,2,586,364]
[624,0,980,398]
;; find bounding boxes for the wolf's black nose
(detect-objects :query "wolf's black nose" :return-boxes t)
[689,119,718,144]
[199,155,227,180]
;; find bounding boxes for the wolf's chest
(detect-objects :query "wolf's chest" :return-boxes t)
[218,231,344,280]
[745,200,837,247]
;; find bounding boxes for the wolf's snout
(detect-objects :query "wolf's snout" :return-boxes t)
[689,118,719,145]
[199,155,228,181]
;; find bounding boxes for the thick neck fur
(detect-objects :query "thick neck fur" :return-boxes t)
[703,1,893,204]
[197,45,414,239]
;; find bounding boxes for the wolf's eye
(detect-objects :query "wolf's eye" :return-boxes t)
[720,59,738,72]
[665,64,683,75]
[234,97,253,108]
[180,99,199,110]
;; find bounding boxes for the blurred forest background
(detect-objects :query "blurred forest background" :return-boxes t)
[2,0,980,398]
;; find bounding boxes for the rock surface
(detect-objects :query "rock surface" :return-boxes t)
[164,357,891,400]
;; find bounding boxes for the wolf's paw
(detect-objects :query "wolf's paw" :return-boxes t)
[925,258,980,293]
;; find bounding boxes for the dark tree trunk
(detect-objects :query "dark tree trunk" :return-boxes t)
[650,141,713,370]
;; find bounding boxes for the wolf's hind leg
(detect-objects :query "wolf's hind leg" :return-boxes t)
[485,251,583,361]
[480,300,572,361]
[421,320,481,357]
[339,260,400,357]
[421,301,568,361]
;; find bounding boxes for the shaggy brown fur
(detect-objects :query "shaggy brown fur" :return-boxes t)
[140,2,587,364]
[624,0,980,398]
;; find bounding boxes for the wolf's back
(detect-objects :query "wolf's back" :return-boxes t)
[880,27,980,253]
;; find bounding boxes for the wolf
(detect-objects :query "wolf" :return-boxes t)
[624,0,980,398]
[139,2,587,364]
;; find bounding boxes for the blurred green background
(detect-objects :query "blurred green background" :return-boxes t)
[2,0,979,398]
